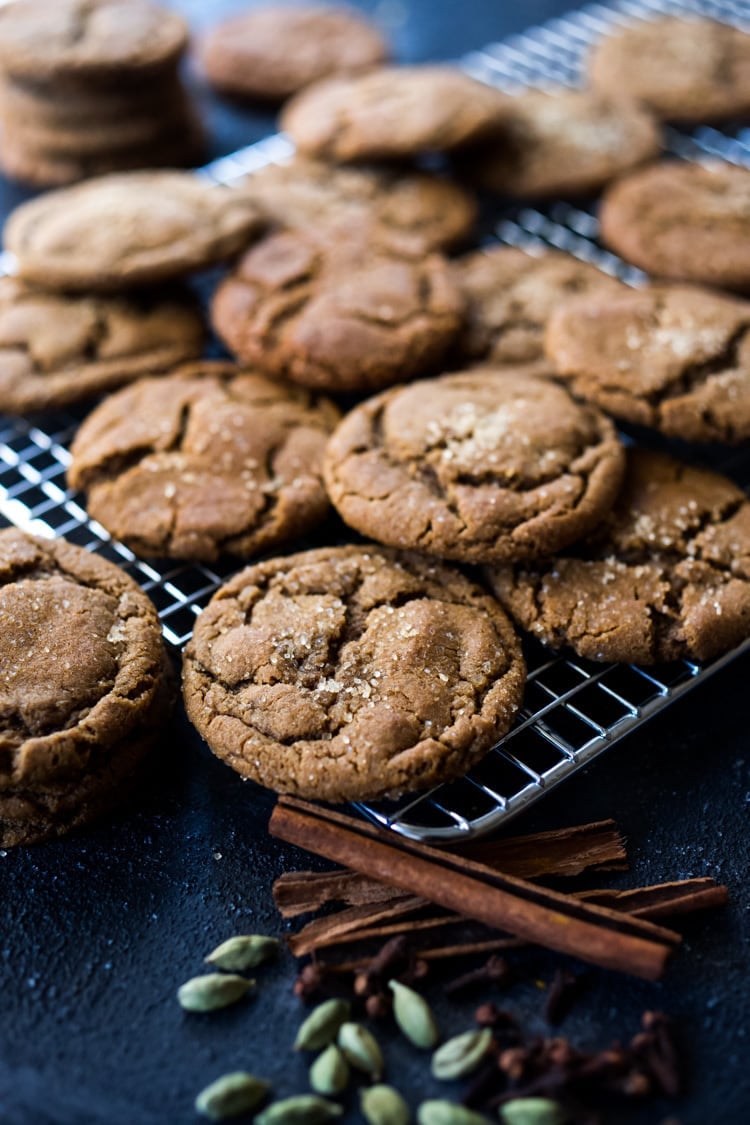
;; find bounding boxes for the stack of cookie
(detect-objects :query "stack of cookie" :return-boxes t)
[0,0,203,187]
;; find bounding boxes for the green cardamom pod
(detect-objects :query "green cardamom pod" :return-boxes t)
[194,1072,269,1119]
[255,1094,343,1125]
[309,1044,349,1095]
[177,973,253,1012]
[389,980,440,1049]
[431,1028,493,1080]
[360,1084,411,1125]
[416,1100,489,1125]
[205,934,279,971]
[294,998,351,1051]
[337,1021,384,1080]
[499,1098,568,1125]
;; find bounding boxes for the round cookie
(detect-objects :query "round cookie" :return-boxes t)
[465,89,661,199]
[3,171,263,290]
[211,226,465,394]
[454,246,624,370]
[241,157,477,255]
[486,448,750,665]
[67,362,340,562]
[323,368,625,564]
[599,162,750,292]
[280,66,509,161]
[182,545,526,802]
[588,18,750,124]
[0,528,172,847]
[0,0,187,83]
[0,277,204,413]
[545,284,750,444]
[201,5,388,102]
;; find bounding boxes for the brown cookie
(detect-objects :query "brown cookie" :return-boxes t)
[486,449,750,665]
[241,157,477,255]
[67,362,340,562]
[599,161,750,292]
[280,66,509,161]
[4,172,262,289]
[0,528,173,847]
[201,5,388,102]
[0,277,204,414]
[454,246,624,370]
[0,0,188,83]
[589,18,750,124]
[211,226,465,394]
[464,89,661,198]
[182,545,526,802]
[323,368,625,564]
[545,284,750,444]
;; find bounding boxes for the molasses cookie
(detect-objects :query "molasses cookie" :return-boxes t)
[599,162,750,292]
[211,227,464,394]
[0,277,204,413]
[486,449,750,665]
[545,284,750,444]
[454,246,624,370]
[4,172,263,291]
[323,368,625,563]
[182,545,526,802]
[281,66,509,161]
[67,362,340,562]
[241,157,477,255]
[465,89,660,199]
[0,528,173,847]
[201,5,388,102]
[589,18,750,124]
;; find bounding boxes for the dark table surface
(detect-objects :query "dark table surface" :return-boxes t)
[1,2,749,1124]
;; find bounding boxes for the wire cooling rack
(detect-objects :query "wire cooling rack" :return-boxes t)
[2,0,750,843]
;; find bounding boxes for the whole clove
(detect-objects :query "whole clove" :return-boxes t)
[544,969,585,1026]
[445,955,512,997]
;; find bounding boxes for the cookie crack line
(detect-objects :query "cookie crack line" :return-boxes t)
[653,320,750,406]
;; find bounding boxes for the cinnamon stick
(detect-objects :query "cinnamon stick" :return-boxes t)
[578,878,728,920]
[270,797,679,980]
[286,895,427,957]
[275,870,412,918]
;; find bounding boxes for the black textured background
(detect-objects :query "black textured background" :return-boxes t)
[1,2,749,1124]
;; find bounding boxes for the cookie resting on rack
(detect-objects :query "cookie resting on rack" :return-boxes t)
[0,277,204,413]
[0,528,173,847]
[323,368,626,563]
[545,283,750,444]
[67,361,339,562]
[182,545,526,802]
[599,162,750,293]
[3,171,263,291]
[486,448,750,665]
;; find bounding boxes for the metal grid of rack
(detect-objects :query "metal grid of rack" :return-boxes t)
[1,0,749,842]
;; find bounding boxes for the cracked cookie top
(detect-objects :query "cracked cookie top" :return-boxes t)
[463,89,661,199]
[182,545,526,802]
[599,162,750,292]
[4,171,264,291]
[0,528,167,784]
[67,361,340,562]
[0,276,204,414]
[281,66,509,161]
[454,246,624,371]
[201,5,389,102]
[0,0,188,81]
[486,448,750,664]
[323,368,625,564]
[588,18,750,124]
[211,226,465,394]
[240,157,476,256]
[545,284,750,444]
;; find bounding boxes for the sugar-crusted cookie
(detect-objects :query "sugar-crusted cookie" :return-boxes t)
[486,449,750,664]
[323,368,625,563]
[67,362,340,562]
[0,528,172,847]
[545,284,750,444]
[182,545,526,802]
